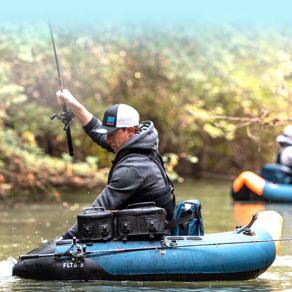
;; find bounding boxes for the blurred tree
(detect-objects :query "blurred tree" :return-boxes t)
[1,22,292,194]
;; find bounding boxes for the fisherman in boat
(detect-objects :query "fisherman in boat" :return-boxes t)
[56,89,175,239]
[276,125,292,169]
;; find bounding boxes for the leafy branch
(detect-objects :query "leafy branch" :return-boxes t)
[188,108,292,140]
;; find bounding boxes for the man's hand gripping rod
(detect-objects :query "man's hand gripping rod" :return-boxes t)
[49,19,74,156]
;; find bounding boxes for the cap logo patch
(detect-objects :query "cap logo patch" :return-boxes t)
[107,116,115,125]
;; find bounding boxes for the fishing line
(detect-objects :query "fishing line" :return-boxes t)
[9,101,15,253]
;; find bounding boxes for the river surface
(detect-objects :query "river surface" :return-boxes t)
[1,178,292,291]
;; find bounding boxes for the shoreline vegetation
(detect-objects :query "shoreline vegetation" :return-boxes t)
[0,128,109,204]
[1,23,292,203]
[0,128,184,204]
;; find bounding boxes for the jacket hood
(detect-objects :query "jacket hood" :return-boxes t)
[113,121,159,161]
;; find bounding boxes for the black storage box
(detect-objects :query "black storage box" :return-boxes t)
[116,202,166,241]
[77,207,114,241]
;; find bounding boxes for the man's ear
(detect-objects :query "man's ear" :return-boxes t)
[127,127,135,136]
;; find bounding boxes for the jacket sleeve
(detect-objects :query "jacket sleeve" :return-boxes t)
[83,116,114,153]
[62,161,144,239]
[91,162,144,210]
[62,223,78,239]
[279,146,292,167]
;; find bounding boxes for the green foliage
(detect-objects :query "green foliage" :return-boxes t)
[0,63,27,125]
[2,22,292,185]
[0,128,108,203]
[162,153,184,183]
[162,153,198,183]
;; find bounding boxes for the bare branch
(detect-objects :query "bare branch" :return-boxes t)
[246,125,259,140]
[188,109,261,122]
[187,109,292,126]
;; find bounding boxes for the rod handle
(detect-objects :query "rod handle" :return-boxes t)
[19,254,40,260]
[65,125,74,156]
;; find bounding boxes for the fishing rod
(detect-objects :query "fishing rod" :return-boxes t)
[48,18,75,156]
[19,237,292,260]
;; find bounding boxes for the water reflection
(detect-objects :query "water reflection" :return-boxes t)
[0,277,281,292]
[1,178,292,291]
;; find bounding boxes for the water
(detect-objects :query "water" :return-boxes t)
[1,178,292,291]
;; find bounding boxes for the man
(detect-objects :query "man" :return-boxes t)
[276,125,292,168]
[56,89,175,239]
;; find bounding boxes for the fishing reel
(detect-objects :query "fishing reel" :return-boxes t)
[51,109,75,131]
[71,238,86,264]
[51,105,75,156]
[71,244,86,264]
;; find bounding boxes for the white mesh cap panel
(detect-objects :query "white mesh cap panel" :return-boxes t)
[116,104,139,127]
[277,125,292,144]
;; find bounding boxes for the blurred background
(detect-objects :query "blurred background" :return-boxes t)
[2,0,292,203]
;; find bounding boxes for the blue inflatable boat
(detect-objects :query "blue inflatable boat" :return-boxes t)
[12,211,283,282]
[232,164,292,202]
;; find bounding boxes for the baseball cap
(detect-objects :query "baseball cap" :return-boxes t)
[276,125,292,145]
[93,104,139,134]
